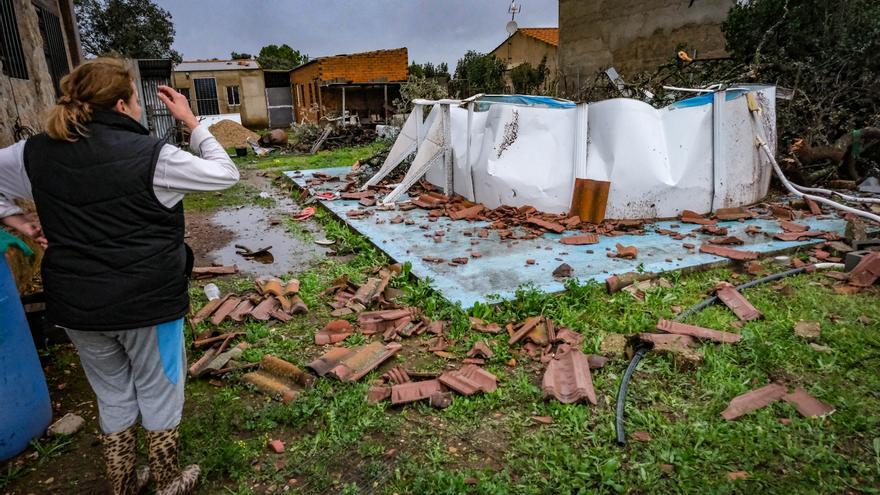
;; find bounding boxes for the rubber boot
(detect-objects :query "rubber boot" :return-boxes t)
[101,424,145,495]
[145,426,200,495]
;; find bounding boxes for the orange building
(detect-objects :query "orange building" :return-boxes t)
[290,48,408,125]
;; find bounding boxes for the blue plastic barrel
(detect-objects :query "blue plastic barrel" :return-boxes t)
[0,246,52,461]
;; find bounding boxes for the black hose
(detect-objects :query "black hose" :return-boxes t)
[615,345,648,445]
[613,265,811,446]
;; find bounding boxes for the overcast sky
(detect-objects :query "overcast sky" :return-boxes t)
[153,0,558,69]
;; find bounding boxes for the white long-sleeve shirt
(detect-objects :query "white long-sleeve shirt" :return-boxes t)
[0,125,239,217]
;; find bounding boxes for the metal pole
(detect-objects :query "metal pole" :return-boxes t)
[441,102,453,196]
[342,86,346,126]
[383,84,388,123]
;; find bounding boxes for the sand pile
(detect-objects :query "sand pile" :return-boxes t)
[208,120,259,148]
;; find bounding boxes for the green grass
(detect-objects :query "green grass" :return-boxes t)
[232,140,388,172]
[183,182,274,212]
[17,142,879,494]
[177,185,880,493]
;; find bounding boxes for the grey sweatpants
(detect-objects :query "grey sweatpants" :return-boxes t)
[65,318,186,434]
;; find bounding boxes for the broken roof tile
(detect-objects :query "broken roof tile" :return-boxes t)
[228,299,256,322]
[715,282,763,321]
[782,387,835,417]
[315,320,353,345]
[708,236,745,245]
[699,244,758,261]
[381,365,411,385]
[509,316,543,345]
[467,341,494,359]
[773,231,827,241]
[439,364,498,396]
[327,342,402,382]
[779,220,809,232]
[366,385,391,404]
[721,383,787,420]
[847,252,880,287]
[470,317,502,334]
[251,297,281,321]
[542,346,597,405]
[390,379,444,405]
[552,263,573,278]
[448,204,485,221]
[610,243,638,259]
[211,296,242,325]
[680,210,716,225]
[714,207,754,221]
[429,391,453,409]
[192,294,231,325]
[554,327,583,346]
[526,216,566,233]
[656,319,741,344]
[560,234,599,245]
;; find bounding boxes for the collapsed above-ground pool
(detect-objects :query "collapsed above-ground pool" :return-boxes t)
[366,86,777,220]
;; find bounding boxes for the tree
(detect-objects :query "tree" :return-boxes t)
[722,0,880,179]
[451,50,506,97]
[509,56,549,94]
[74,0,181,62]
[230,52,253,60]
[408,61,450,80]
[256,44,309,70]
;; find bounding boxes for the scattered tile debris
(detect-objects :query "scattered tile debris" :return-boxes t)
[391,379,444,405]
[241,355,314,403]
[542,345,597,405]
[847,252,880,287]
[782,387,835,417]
[656,319,742,344]
[560,234,599,245]
[714,282,763,321]
[307,341,402,382]
[315,320,354,345]
[699,244,758,261]
[609,243,638,259]
[467,341,494,359]
[552,263,573,278]
[191,265,238,279]
[721,383,787,420]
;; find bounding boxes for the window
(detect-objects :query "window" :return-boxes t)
[34,4,69,95]
[296,84,303,107]
[226,85,240,106]
[193,78,219,116]
[0,0,29,79]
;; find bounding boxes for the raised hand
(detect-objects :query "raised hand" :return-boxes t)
[157,85,199,132]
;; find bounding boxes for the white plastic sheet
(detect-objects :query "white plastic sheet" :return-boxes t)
[375,86,777,219]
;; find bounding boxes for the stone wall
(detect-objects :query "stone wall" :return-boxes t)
[558,0,735,93]
[0,0,73,147]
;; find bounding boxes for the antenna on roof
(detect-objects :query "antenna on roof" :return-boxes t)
[506,1,520,34]
[508,1,521,20]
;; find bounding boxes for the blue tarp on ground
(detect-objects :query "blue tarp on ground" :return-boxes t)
[287,167,847,309]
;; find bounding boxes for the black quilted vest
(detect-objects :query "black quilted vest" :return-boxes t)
[24,110,189,331]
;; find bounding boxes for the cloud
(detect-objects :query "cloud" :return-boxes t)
[154,0,556,69]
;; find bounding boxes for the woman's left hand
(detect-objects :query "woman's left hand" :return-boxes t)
[2,213,48,248]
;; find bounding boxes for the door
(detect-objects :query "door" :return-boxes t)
[266,86,294,128]
[193,78,220,116]
[140,76,176,143]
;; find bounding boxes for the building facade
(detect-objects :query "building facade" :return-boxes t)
[490,27,558,92]
[172,59,269,128]
[1,0,81,148]
[290,48,407,125]
[558,0,735,91]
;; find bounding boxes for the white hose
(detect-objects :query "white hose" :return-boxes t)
[813,262,846,270]
[749,110,880,224]
[790,183,880,204]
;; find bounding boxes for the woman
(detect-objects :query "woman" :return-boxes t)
[0,58,239,494]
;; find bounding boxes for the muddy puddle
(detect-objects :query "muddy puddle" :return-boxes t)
[186,171,330,277]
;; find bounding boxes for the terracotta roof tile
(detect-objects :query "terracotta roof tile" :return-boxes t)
[518,28,559,46]
[542,345,597,404]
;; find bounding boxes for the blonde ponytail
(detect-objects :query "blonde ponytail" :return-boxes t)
[45,58,134,142]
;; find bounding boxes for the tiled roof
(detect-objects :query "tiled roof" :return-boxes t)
[518,27,559,46]
[174,59,260,72]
